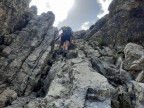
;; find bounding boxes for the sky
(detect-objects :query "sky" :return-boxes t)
[30,0,112,31]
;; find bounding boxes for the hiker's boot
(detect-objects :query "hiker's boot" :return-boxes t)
[63,50,68,57]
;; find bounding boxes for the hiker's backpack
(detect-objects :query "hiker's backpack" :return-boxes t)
[64,27,72,36]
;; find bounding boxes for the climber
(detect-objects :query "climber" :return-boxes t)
[56,26,74,57]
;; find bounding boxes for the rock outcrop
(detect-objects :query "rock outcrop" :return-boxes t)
[0,88,17,107]
[0,10,55,90]
[44,42,112,108]
[0,0,144,108]
[0,9,56,107]
[74,30,87,39]
[3,39,144,108]
[0,0,36,37]
[123,43,144,71]
[85,0,144,48]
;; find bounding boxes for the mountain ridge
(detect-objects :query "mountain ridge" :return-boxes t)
[0,0,144,108]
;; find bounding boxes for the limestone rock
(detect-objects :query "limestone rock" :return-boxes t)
[45,57,112,108]
[0,0,37,38]
[132,81,144,108]
[24,101,36,108]
[74,30,87,39]
[0,88,17,108]
[3,37,144,108]
[84,0,144,48]
[123,43,144,71]
[0,0,144,108]
[85,15,109,39]
[136,71,144,83]
[0,11,56,97]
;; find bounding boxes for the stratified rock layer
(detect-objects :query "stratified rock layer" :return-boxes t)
[0,0,36,37]
[0,11,56,103]
[5,39,144,108]
[44,51,111,108]
[0,0,144,108]
[86,0,144,48]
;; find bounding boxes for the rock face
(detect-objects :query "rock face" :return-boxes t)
[123,43,144,83]
[85,0,144,48]
[3,40,113,108]
[44,47,112,108]
[0,8,56,107]
[123,43,144,71]
[0,88,17,107]
[4,39,144,108]
[0,11,55,93]
[0,0,144,108]
[74,30,87,39]
[0,0,36,37]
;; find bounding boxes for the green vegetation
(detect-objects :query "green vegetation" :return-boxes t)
[97,39,107,48]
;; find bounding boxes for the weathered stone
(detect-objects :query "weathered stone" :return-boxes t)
[0,11,56,96]
[43,61,66,94]
[43,49,112,108]
[66,50,78,59]
[82,0,144,48]
[1,46,11,57]
[3,34,16,46]
[83,45,101,58]
[132,81,144,107]
[85,15,109,39]
[25,101,36,108]
[0,0,37,37]
[135,70,144,83]
[0,0,144,108]
[0,45,6,52]
[0,88,17,108]
[3,37,144,108]
[91,58,107,75]
[74,30,87,39]
[123,43,144,71]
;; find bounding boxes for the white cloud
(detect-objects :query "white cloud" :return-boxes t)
[30,0,74,26]
[96,0,112,19]
[80,21,90,30]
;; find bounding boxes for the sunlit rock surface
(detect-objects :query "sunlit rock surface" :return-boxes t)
[0,0,144,108]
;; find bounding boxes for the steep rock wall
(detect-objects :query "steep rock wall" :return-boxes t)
[0,0,37,44]
[0,10,57,107]
[85,0,144,48]
[0,0,144,108]
[0,11,55,92]
[4,40,144,108]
